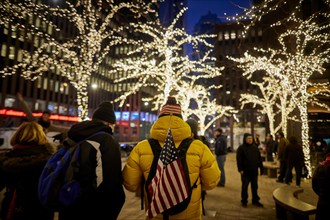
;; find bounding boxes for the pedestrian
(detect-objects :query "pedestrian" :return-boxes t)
[214,128,227,187]
[312,153,330,220]
[284,136,304,187]
[276,131,290,183]
[58,101,125,220]
[16,92,70,139]
[254,133,261,147]
[186,118,209,213]
[122,97,220,219]
[0,122,55,220]
[265,134,275,162]
[236,133,264,208]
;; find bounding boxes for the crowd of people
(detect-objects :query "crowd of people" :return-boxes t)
[0,96,329,220]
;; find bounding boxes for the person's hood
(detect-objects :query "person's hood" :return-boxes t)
[150,115,191,142]
[68,120,112,142]
[0,144,54,174]
[243,133,253,145]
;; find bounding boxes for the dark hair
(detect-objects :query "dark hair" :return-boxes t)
[216,128,223,134]
[42,109,52,115]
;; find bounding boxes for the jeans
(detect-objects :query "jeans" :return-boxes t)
[216,154,226,186]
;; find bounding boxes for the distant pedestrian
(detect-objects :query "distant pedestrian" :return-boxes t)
[236,133,264,208]
[276,131,290,183]
[0,122,55,220]
[214,128,227,187]
[265,134,275,162]
[58,101,125,220]
[312,153,330,220]
[16,92,70,140]
[284,136,304,187]
[254,134,261,147]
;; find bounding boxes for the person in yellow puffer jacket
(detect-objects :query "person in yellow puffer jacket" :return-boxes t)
[123,97,220,220]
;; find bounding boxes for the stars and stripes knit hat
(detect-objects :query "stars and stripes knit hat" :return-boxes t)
[158,97,182,118]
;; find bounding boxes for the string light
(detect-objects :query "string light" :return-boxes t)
[229,11,330,177]
[0,0,156,119]
[110,7,224,109]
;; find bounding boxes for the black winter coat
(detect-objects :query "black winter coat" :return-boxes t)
[312,157,330,220]
[236,134,263,177]
[0,144,54,220]
[58,120,125,220]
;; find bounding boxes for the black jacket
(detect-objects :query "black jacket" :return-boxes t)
[215,135,227,156]
[59,120,125,220]
[0,144,54,220]
[312,156,330,220]
[236,133,263,177]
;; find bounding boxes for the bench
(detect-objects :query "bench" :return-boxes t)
[273,185,316,220]
[263,161,279,178]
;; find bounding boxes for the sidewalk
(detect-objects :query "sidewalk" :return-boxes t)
[118,152,318,220]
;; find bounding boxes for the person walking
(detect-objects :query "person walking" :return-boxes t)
[122,97,220,219]
[16,92,70,140]
[312,153,330,220]
[214,128,227,187]
[265,134,275,162]
[0,122,55,220]
[236,133,264,208]
[58,101,125,220]
[276,131,290,183]
[284,136,304,187]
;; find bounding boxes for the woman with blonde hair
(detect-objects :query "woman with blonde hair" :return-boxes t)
[0,122,55,220]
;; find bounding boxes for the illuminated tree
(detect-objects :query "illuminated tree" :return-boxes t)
[230,12,330,177]
[111,8,223,109]
[0,0,155,119]
[239,75,297,138]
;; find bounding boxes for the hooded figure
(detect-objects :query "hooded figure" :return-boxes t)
[236,133,264,208]
[312,153,330,220]
[58,101,125,220]
[123,97,220,219]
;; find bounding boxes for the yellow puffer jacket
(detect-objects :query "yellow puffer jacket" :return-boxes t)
[123,115,220,220]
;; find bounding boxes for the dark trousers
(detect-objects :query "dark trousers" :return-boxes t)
[285,164,302,186]
[241,175,260,204]
[278,160,288,181]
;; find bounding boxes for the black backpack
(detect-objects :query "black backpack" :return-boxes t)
[143,137,199,219]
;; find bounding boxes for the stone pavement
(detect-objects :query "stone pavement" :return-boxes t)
[118,152,318,220]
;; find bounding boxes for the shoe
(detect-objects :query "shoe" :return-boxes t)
[276,179,284,183]
[252,201,264,207]
[241,203,247,208]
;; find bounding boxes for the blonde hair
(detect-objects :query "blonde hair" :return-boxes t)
[10,122,49,146]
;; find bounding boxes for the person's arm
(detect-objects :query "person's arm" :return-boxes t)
[16,92,35,121]
[236,147,243,174]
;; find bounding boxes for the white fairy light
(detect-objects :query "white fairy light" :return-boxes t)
[0,0,156,119]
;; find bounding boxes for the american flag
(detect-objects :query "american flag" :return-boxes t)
[147,128,189,218]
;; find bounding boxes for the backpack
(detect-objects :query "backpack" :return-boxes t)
[38,131,105,211]
[144,137,199,219]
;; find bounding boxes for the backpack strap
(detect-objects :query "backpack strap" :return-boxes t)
[141,139,163,210]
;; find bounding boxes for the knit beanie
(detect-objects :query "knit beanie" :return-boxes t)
[186,118,198,136]
[92,102,116,124]
[158,97,182,118]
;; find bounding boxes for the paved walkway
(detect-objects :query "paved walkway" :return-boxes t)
[118,152,318,220]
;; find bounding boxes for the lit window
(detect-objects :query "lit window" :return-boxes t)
[230,31,236,39]
[224,31,230,40]
[9,46,15,60]
[218,32,223,41]
[1,44,7,57]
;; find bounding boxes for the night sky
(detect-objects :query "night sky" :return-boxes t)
[186,0,253,33]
